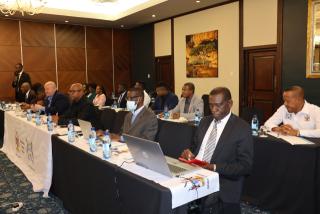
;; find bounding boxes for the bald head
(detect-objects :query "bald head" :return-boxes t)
[69,83,84,102]
[44,81,57,97]
[20,82,31,94]
[283,86,305,113]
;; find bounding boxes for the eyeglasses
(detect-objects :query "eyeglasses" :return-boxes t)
[126,95,140,101]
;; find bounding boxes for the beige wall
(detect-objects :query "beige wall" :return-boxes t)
[154,19,171,57]
[243,0,278,47]
[174,2,239,114]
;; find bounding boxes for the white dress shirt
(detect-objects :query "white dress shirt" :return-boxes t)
[264,101,320,138]
[131,105,144,124]
[143,90,151,107]
[196,112,231,161]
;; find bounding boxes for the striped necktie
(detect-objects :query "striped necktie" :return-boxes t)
[203,120,220,162]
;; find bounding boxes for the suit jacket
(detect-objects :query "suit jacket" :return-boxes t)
[58,96,100,129]
[44,91,70,116]
[24,90,36,104]
[193,114,253,203]
[121,107,158,141]
[152,92,179,114]
[170,95,204,121]
[12,71,31,102]
[118,91,127,108]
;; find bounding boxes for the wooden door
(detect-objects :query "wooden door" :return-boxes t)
[155,56,174,92]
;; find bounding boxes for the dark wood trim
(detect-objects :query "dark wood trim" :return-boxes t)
[243,44,277,51]
[276,0,283,108]
[153,0,239,25]
[239,0,244,115]
[171,18,175,92]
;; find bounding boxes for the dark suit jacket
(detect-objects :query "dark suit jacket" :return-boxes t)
[44,91,70,116]
[118,91,127,108]
[193,114,253,203]
[152,92,179,114]
[24,90,36,104]
[12,71,31,102]
[121,107,158,141]
[58,96,100,129]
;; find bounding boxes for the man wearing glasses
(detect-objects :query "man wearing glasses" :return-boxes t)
[53,83,99,128]
[115,87,158,141]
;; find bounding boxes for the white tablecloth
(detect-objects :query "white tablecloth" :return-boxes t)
[58,135,220,208]
[1,111,53,197]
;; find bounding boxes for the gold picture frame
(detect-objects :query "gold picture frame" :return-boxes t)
[306,0,320,78]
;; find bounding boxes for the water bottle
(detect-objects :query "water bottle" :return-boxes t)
[251,114,259,136]
[67,120,75,143]
[47,114,53,132]
[26,109,32,121]
[88,127,97,152]
[194,109,202,126]
[163,105,170,119]
[35,111,41,126]
[102,130,111,159]
[112,100,118,109]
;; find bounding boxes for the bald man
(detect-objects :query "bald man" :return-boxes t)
[32,81,69,115]
[56,83,100,128]
[264,86,320,137]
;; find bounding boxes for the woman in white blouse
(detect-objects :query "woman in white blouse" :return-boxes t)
[92,85,106,107]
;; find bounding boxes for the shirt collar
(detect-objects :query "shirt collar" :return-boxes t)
[132,105,144,117]
[215,111,232,125]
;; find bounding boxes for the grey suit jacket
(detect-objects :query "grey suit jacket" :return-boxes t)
[121,107,158,141]
[193,114,253,203]
[170,95,204,121]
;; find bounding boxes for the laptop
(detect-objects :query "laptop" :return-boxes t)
[78,119,92,139]
[123,134,201,178]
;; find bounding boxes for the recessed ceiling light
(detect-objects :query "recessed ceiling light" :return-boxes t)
[196,0,200,3]
[152,14,156,18]
[120,25,124,28]
[5,14,9,17]
[65,20,69,23]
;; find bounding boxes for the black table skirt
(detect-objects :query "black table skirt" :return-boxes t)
[0,110,4,147]
[50,135,182,214]
[242,136,320,214]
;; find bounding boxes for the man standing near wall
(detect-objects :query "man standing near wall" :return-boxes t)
[12,63,31,102]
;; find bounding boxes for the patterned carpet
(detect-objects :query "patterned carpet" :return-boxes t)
[0,151,270,214]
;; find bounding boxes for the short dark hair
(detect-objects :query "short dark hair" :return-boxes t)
[284,85,304,98]
[88,83,97,90]
[155,82,169,90]
[16,63,23,67]
[128,87,144,98]
[135,81,146,90]
[96,85,106,95]
[119,83,127,89]
[210,87,232,101]
[184,82,195,93]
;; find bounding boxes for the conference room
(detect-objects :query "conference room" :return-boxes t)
[0,0,320,214]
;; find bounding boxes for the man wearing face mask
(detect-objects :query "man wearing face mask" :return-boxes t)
[118,87,158,141]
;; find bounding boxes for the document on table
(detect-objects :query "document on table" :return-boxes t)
[268,132,315,145]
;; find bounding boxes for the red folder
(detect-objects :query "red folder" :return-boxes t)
[178,158,208,167]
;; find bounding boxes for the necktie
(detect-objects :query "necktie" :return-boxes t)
[183,98,190,113]
[203,120,220,162]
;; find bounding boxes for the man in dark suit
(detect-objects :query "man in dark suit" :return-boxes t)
[113,87,158,141]
[32,81,70,116]
[20,82,36,110]
[181,87,253,214]
[12,63,31,102]
[152,82,178,114]
[117,83,127,108]
[52,83,100,129]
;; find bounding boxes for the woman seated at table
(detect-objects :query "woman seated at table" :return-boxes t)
[92,85,106,107]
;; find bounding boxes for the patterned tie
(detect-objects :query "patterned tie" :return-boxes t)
[203,119,220,162]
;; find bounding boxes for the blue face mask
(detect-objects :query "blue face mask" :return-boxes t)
[126,100,137,113]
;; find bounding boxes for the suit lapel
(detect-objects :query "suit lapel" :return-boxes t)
[211,114,235,161]
[128,107,146,132]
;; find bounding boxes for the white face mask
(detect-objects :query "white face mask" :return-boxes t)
[126,100,137,113]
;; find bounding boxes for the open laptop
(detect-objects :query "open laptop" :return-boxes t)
[123,134,201,178]
[78,119,92,139]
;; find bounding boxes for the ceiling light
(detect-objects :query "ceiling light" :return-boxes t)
[152,14,155,18]
[0,0,47,16]
[64,20,69,23]
[196,0,200,3]
[120,24,124,28]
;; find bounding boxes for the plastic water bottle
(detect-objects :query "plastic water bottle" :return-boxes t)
[194,109,202,126]
[163,105,170,119]
[47,114,53,132]
[102,130,111,159]
[88,127,97,152]
[251,114,259,136]
[112,100,118,109]
[26,109,32,121]
[35,111,41,126]
[67,120,75,143]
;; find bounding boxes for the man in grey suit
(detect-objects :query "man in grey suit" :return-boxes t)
[170,82,203,121]
[120,87,158,141]
[181,87,253,214]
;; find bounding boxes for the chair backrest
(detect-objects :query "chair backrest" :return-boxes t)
[100,108,117,131]
[202,94,211,117]
[240,107,264,125]
[157,119,197,158]
[111,110,129,134]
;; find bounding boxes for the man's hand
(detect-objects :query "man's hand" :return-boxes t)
[158,112,164,118]
[202,163,215,171]
[20,103,30,110]
[171,112,180,119]
[181,149,195,160]
[272,125,299,136]
[32,104,44,112]
[110,133,120,142]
